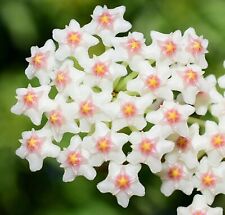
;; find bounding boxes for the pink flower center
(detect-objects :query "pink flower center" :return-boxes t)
[67,32,81,46]
[49,110,63,126]
[55,71,70,88]
[115,174,131,190]
[139,138,156,155]
[183,69,198,85]
[176,136,190,151]
[164,109,181,124]
[96,137,112,153]
[67,151,82,166]
[32,52,46,69]
[190,39,203,54]
[98,12,113,27]
[127,39,141,53]
[121,102,137,118]
[146,75,160,90]
[167,165,183,181]
[192,210,206,215]
[161,40,176,56]
[93,62,108,77]
[79,100,95,117]
[26,135,42,152]
[23,91,38,107]
[211,133,225,148]
[201,172,216,188]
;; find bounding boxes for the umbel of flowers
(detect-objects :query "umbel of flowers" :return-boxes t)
[11,5,225,213]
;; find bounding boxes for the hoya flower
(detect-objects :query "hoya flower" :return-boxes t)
[193,157,225,204]
[104,92,153,131]
[80,49,127,92]
[112,32,151,72]
[70,85,112,132]
[177,194,223,215]
[127,125,174,173]
[146,101,195,136]
[50,59,84,98]
[210,91,225,121]
[168,64,206,105]
[57,135,96,182]
[16,128,60,171]
[193,74,219,115]
[97,162,145,208]
[200,121,225,165]
[182,27,208,69]
[217,61,225,88]
[83,5,131,46]
[11,84,52,125]
[159,154,194,196]
[25,39,56,84]
[148,30,183,65]
[127,63,173,100]
[44,95,79,142]
[53,19,99,61]
[166,123,201,169]
[83,122,128,166]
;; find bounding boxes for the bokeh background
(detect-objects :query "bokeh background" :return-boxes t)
[0,0,225,214]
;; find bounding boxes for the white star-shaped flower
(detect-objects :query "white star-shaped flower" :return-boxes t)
[112,32,151,71]
[104,92,152,131]
[148,30,183,65]
[83,5,131,46]
[44,94,79,142]
[159,154,194,196]
[200,121,225,166]
[57,135,96,182]
[16,128,60,171]
[81,49,127,93]
[166,123,201,169]
[70,85,112,133]
[127,125,174,173]
[127,63,173,100]
[25,39,56,84]
[168,64,206,104]
[177,194,223,215]
[83,122,128,166]
[50,59,84,98]
[193,157,225,205]
[97,162,145,208]
[182,27,208,69]
[11,84,52,125]
[146,101,195,136]
[53,19,99,61]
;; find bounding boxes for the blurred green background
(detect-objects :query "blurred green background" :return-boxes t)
[0,0,225,214]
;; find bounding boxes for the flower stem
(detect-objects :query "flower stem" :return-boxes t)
[115,71,138,91]
[188,116,205,127]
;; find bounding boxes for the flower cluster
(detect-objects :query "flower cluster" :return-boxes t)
[11,5,225,213]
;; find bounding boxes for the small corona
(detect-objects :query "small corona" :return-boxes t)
[93,62,108,77]
[165,109,181,124]
[161,40,176,56]
[122,102,137,118]
[167,166,183,181]
[79,100,95,117]
[98,12,112,27]
[115,174,131,190]
[211,134,225,148]
[201,172,216,188]
[146,75,160,90]
[67,32,81,46]
[96,137,112,153]
[67,151,82,166]
[184,69,198,85]
[139,138,155,155]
